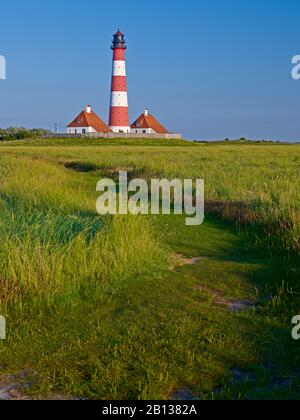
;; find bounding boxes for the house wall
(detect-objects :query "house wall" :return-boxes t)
[67,127,97,134]
[130,128,156,134]
[47,132,183,140]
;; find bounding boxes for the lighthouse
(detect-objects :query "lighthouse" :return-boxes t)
[109,30,130,133]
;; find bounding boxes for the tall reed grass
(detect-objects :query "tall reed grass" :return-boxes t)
[24,143,298,252]
[0,156,168,306]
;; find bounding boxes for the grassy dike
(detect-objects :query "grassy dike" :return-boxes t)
[0,138,299,400]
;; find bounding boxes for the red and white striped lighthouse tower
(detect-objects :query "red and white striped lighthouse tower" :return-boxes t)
[109,30,130,133]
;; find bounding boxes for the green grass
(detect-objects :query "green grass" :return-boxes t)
[2,139,299,250]
[0,138,299,400]
[0,137,195,147]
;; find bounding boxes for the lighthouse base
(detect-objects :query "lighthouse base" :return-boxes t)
[110,126,131,133]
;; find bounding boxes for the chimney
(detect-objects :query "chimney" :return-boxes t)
[86,105,92,114]
[144,108,148,116]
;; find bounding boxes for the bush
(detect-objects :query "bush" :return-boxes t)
[0,127,50,141]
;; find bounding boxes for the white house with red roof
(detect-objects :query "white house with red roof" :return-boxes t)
[67,105,111,135]
[62,31,182,139]
[130,109,169,134]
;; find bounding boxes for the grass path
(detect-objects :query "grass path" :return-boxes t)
[153,215,300,399]
[0,142,299,400]
[1,213,299,400]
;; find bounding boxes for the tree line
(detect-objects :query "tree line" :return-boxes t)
[0,127,50,141]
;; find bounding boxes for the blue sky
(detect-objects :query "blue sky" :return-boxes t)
[0,0,299,140]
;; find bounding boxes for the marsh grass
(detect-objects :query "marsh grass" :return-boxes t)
[7,141,298,251]
[0,156,168,307]
[0,139,299,400]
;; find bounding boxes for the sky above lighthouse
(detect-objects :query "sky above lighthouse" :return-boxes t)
[0,0,300,140]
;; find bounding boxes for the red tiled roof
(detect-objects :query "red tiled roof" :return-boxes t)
[131,112,168,134]
[68,109,111,133]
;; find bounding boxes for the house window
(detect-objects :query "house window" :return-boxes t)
[142,130,146,134]
[82,129,86,134]
[75,129,77,134]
